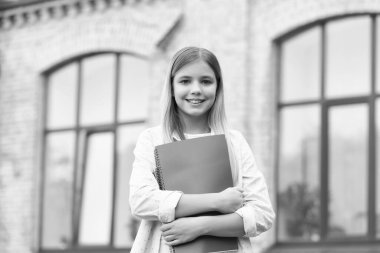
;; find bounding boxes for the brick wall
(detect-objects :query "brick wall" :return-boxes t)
[1,0,380,252]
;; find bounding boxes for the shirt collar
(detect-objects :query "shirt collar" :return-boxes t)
[172,128,214,141]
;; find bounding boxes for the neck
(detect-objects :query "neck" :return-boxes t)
[179,114,210,134]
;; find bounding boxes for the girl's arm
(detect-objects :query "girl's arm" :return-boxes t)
[199,213,245,237]
[174,187,243,218]
[161,131,276,245]
[129,129,183,223]
[161,213,245,246]
[129,128,243,223]
[233,131,275,237]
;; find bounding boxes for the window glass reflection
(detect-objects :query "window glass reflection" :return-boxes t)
[42,132,75,248]
[118,55,150,122]
[114,124,146,247]
[377,99,380,238]
[282,27,321,102]
[47,63,77,129]
[81,55,116,126]
[78,132,114,245]
[278,105,321,241]
[328,104,368,238]
[326,17,370,98]
[377,17,380,93]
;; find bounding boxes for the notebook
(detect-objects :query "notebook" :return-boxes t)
[154,134,238,253]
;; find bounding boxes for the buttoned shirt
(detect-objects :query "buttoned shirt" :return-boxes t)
[129,126,275,253]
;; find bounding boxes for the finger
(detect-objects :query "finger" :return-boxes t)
[160,224,171,232]
[163,234,176,242]
[166,239,181,246]
[162,230,174,237]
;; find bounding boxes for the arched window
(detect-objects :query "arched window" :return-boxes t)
[276,14,380,243]
[40,52,150,251]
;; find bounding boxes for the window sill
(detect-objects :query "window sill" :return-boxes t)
[267,243,380,253]
[40,248,131,253]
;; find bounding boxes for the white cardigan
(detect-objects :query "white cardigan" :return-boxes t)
[129,126,275,253]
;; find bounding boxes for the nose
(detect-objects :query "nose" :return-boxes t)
[190,81,202,94]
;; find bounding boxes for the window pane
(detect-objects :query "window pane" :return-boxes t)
[326,17,370,98]
[114,124,146,247]
[377,17,380,93]
[328,104,368,238]
[278,105,321,241]
[118,55,150,122]
[47,63,77,129]
[81,55,116,126]
[42,132,75,248]
[79,132,114,245]
[281,27,321,102]
[377,99,380,238]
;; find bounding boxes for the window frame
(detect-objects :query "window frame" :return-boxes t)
[39,51,148,253]
[274,13,380,247]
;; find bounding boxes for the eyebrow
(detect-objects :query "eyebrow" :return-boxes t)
[177,75,215,79]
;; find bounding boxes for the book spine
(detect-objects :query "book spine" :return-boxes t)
[154,147,166,190]
[154,148,175,253]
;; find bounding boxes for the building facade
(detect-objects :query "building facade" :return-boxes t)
[1,0,380,252]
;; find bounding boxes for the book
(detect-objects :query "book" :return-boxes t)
[154,134,238,253]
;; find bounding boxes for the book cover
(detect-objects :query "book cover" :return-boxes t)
[154,134,238,253]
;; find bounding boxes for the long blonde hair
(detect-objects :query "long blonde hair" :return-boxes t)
[160,47,240,185]
[161,47,227,141]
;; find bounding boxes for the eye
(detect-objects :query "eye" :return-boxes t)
[201,79,214,85]
[179,79,190,84]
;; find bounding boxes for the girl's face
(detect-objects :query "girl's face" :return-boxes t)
[172,60,217,121]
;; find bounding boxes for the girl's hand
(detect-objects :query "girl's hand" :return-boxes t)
[160,217,205,246]
[216,187,244,214]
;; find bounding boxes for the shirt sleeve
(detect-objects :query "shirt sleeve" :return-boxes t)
[234,132,276,237]
[129,129,183,223]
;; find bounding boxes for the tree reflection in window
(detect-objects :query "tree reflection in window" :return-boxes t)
[279,183,320,240]
[278,106,320,241]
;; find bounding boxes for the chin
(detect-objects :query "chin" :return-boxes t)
[186,108,212,118]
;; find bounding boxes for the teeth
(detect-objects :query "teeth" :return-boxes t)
[187,99,203,104]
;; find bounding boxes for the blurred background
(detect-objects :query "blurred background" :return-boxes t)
[1,0,380,252]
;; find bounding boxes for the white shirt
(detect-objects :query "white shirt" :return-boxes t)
[129,126,275,253]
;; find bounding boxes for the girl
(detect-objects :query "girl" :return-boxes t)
[129,47,275,252]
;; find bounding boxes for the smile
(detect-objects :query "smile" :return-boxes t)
[185,99,205,105]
